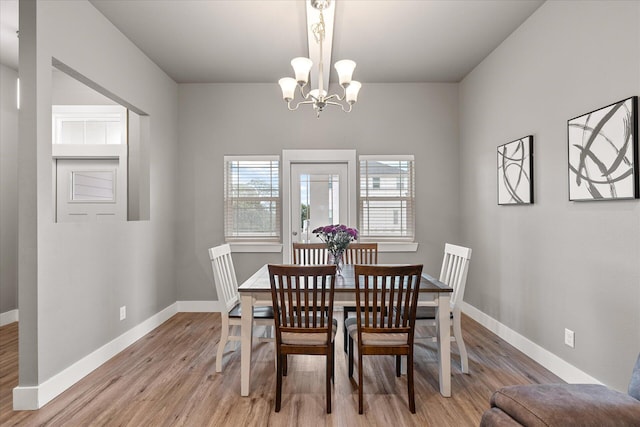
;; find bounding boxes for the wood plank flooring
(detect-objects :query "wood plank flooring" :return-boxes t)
[0,313,562,426]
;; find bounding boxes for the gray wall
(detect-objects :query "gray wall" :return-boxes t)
[176,83,460,300]
[19,0,178,384]
[51,69,116,105]
[459,0,640,391]
[15,0,638,399]
[0,63,18,315]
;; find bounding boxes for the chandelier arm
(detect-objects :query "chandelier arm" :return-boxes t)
[287,99,317,111]
[297,83,312,100]
[324,100,353,113]
[323,93,345,103]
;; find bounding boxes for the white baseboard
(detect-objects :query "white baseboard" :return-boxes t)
[12,301,223,410]
[462,301,603,385]
[13,303,179,410]
[11,299,605,410]
[0,309,19,326]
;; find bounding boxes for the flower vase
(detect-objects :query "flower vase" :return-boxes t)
[330,251,344,276]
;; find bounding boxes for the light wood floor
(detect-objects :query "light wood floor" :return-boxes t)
[0,313,562,426]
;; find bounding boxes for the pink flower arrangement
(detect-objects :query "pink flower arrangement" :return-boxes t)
[312,224,359,256]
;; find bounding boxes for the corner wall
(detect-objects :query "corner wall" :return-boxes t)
[0,63,19,319]
[15,0,179,407]
[459,0,640,391]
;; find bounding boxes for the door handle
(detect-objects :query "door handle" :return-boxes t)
[292,231,298,236]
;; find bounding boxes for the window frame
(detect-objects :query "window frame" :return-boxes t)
[223,155,282,246]
[52,105,127,145]
[358,155,416,244]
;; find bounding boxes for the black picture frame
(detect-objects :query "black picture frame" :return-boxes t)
[568,96,639,201]
[497,135,534,205]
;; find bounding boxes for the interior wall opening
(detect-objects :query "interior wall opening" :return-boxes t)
[51,59,150,222]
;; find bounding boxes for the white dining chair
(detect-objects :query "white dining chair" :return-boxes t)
[209,244,274,372]
[415,243,472,373]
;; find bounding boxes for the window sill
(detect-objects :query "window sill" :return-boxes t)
[229,243,283,253]
[377,242,419,252]
[228,242,416,253]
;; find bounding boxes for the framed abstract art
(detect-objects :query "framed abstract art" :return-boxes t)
[568,96,638,201]
[497,135,533,205]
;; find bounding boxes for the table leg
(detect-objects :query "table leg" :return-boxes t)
[437,294,451,397]
[240,294,254,397]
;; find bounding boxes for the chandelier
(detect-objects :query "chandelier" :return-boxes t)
[278,0,361,118]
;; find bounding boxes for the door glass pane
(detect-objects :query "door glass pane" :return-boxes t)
[71,170,115,201]
[299,173,340,242]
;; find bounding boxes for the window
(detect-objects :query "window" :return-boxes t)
[52,105,127,145]
[71,170,115,202]
[359,155,415,241]
[224,156,280,242]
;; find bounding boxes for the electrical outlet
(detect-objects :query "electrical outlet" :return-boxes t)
[564,328,575,348]
[120,306,126,321]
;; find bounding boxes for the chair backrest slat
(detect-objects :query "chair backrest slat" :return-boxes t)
[292,243,328,265]
[438,243,472,309]
[354,264,423,339]
[209,244,240,313]
[268,264,337,342]
[344,243,378,264]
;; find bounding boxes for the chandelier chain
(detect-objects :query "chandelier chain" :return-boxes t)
[311,9,325,45]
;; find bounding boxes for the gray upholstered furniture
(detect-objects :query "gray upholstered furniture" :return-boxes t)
[480,354,640,426]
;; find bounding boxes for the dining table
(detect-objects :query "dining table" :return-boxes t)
[237,263,454,397]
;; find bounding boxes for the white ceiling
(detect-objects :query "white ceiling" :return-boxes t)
[1,0,545,84]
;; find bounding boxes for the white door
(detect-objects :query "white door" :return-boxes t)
[291,163,349,243]
[56,158,126,222]
[283,150,357,263]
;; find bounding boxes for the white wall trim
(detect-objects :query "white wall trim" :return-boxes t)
[377,242,419,252]
[0,309,19,326]
[462,301,603,385]
[11,299,605,410]
[51,144,127,159]
[13,301,221,409]
[229,243,282,253]
[13,303,178,410]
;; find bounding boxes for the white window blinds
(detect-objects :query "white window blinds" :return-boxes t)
[359,156,415,241]
[224,156,281,241]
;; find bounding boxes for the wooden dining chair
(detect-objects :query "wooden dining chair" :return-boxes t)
[343,242,378,265]
[268,264,337,413]
[342,243,378,353]
[414,243,472,373]
[292,242,328,265]
[346,264,423,414]
[209,244,274,372]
